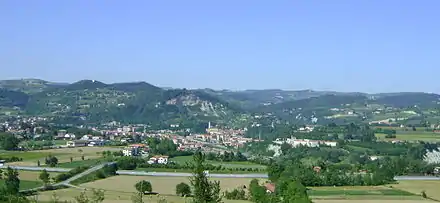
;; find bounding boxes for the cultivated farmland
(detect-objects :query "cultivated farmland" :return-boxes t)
[79,175,262,194]
[5,146,121,166]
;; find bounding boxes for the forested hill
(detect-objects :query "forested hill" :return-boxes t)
[1,79,440,126]
[0,79,241,128]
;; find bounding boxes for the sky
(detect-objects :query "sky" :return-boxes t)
[0,1,439,93]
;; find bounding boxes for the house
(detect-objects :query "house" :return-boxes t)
[123,147,138,156]
[147,156,169,164]
[64,133,76,140]
[88,140,105,147]
[123,144,149,157]
[66,140,89,147]
[265,183,275,193]
[313,166,322,173]
[0,160,5,167]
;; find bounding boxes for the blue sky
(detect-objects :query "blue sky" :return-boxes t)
[0,1,439,93]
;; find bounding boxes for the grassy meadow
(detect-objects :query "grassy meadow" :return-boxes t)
[3,147,121,166]
[32,179,437,203]
[170,155,267,169]
[376,131,440,142]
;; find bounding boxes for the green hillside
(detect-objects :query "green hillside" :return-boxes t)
[1,79,440,127]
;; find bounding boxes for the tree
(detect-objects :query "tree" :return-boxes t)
[280,181,311,203]
[131,192,144,203]
[135,180,152,194]
[91,189,105,203]
[249,179,270,203]
[39,169,50,186]
[74,189,105,203]
[4,167,20,195]
[176,182,191,197]
[45,155,58,167]
[74,190,89,203]
[224,188,246,200]
[0,133,20,150]
[280,142,291,155]
[37,160,41,167]
[190,151,222,203]
[50,192,60,203]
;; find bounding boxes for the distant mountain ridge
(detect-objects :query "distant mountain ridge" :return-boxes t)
[0,79,240,128]
[1,78,440,126]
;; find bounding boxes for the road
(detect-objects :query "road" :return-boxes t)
[5,164,440,182]
[0,165,71,172]
[116,170,269,178]
[55,162,116,186]
[116,170,440,180]
[16,162,115,193]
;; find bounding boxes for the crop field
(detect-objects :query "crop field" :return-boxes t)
[33,183,434,203]
[35,188,252,203]
[19,140,67,147]
[392,180,440,201]
[79,175,263,195]
[0,170,60,191]
[170,156,267,169]
[376,132,440,142]
[309,185,415,197]
[56,158,106,168]
[17,170,60,181]
[0,179,42,190]
[4,146,121,166]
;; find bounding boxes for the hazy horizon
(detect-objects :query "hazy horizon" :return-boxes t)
[1,1,439,93]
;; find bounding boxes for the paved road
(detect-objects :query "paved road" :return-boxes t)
[17,162,115,193]
[117,170,269,178]
[117,170,440,180]
[394,176,440,180]
[5,164,440,181]
[0,165,71,172]
[55,162,116,186]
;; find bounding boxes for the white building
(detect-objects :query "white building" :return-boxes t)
[123,144,149,157]
[123,147,138,156]
[273,136,337,148]
[88,140,105,147]
[147,156,169,164]
[66,140,88,147]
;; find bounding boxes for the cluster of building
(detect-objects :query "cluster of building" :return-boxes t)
[121,143,169,164]
[273,136,337,148]
[192,122,254,148]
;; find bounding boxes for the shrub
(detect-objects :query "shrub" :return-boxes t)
[175,182,191,197]
[135,180,152,193]
[224,188,247,200]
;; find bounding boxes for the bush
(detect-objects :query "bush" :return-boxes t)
[0,156,22,163]
[384,134,396,139]
[422,191,427,198]
[176,182,191,197]
[224,188,247,200]
[116,157,139,170]
[55,166,89,182]
[45,155,58,167]
[135,180,152,193]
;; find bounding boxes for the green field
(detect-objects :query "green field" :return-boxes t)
[136,167,261,174]
[308,187,415,196]
[0,179,42,190]
[56,158,105,168]
[376,132,440,142]
[0,150,65,161]
[170,156,267,169]
[19,140,67,147]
